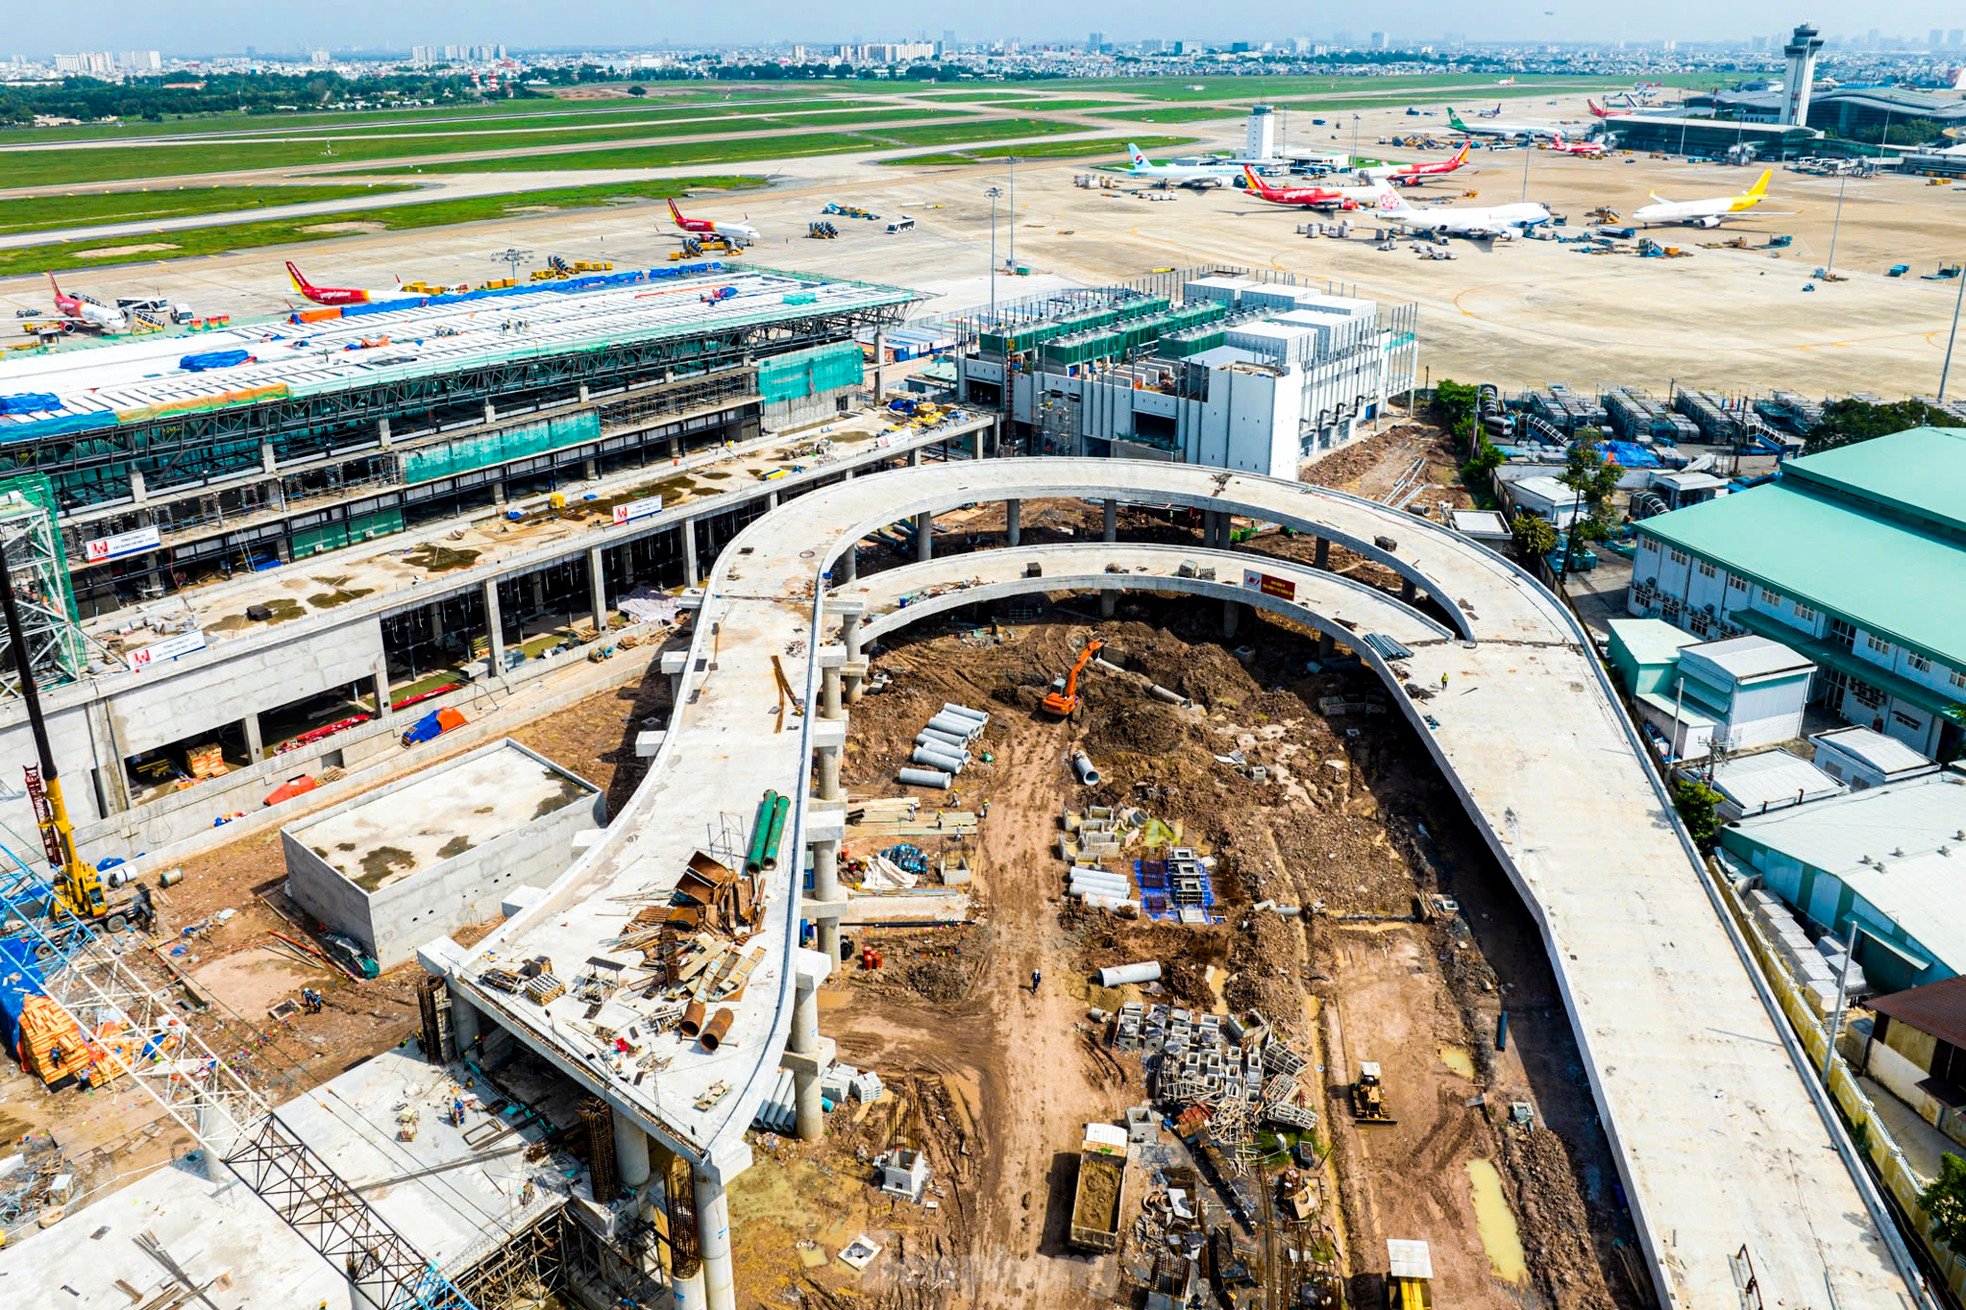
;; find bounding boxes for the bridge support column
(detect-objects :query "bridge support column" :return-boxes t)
[1314,536,1331,569]
[816,743,842,802]
[1222,598,1241,639]
[613,1110,651,1191]
[835,543,857,586]
[1100,589,1117,619]
[1317,632,1336,660]
[243,712,265,763]
[681,520,699,588]
[1401,577,1418,604]
[810,837,842,964]
[694,1167,736,1310]
[908,446,922,468]
[972,425,987,460]
[373,669,393,721]
[1005,499,1021,546]
[1103,498,1117,543]
[822,665,843,720]
[914,512,933,562]
[483,579,505,679]
[446,987,481,1054]
[588,546,609,636]
[786,949,835,1142]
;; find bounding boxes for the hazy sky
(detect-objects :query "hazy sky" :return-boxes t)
[16,2,1962,56]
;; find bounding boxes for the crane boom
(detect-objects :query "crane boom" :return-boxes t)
[0,844,478,1310]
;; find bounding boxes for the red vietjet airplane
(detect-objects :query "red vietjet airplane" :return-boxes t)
[1241,167,1376,210]
[47,274,127,332]
[667,199,759,247]
[1356,143,1473,185]
[287,262,376,306]
[1549,132,1609,158]
[1588,98,1631,118]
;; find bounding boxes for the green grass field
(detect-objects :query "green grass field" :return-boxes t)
[0,177,755,278]
[1089,105,1238,124]
[879,135,1194,166]
[370,117,1092,175]
[0,107,968,189]
[0,183,416,236]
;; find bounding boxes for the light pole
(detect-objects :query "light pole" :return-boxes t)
[985,186,1002,316]
[1823,172,1847,279]
[1006,155,1017,274]
[493,247,532,284]
[1940,262,1965,402]
[1520,137,1532,201]
[1350,113,1361,166]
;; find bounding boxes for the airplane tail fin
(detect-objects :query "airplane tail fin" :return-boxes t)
[1454,144,1471,164]
[285,261,311,293]
[1241,166,1268,195]
[667,198,686,224]
[1746,168,1771,199]
[1126,142,1147,165]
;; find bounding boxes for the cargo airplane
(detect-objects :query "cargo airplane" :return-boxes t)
[667,199,760,246]
[1375,190,1553,239]
[47,275,128,332]
[1632,169,1773,228]
[1240,168,1395,211]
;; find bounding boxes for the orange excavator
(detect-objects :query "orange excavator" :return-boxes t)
[1041,639,1104,718]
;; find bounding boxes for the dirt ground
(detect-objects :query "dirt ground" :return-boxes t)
[0,651,675,1205]
[728,584,1641,1310]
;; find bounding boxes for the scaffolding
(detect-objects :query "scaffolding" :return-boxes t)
[0,474,85,698]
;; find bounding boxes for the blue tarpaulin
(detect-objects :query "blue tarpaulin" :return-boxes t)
[0,933,46,1058]
[178,349,252,372]
[0,393,60,416]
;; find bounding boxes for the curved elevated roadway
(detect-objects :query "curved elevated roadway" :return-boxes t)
[448,458,1925,1310]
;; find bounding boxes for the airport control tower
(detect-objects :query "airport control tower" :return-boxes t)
[1246,104,1277,161]
[1782,22,1824,125]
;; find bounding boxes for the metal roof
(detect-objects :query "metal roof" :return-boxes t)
[0,265,912,437]
[1680,634,1814,684]
[1709,750,1847,814]
[1728,771,1966,876]
[1637,434,1966,665]
[1869,975,1966,1050]
[1811,726,1936,777]
[1608,617,1701,667]
[1780,426,1966,539]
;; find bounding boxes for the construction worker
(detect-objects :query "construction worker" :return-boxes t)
[980,798,991,819]
[1439,672,1450,690]
[301,988,324,1015]
[1031,969,1043,993]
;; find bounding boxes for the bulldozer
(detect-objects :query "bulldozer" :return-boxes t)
[1040,639,1104,718]
[1351,1062,1397,1125]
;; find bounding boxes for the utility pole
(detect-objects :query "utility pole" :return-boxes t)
[1940,260,1964,402]
[1520,139,1532,201]
[985,186,1002,317]
[1350,113,1361,165]
[1006,155,1017,274]
[1823,173,1847,279]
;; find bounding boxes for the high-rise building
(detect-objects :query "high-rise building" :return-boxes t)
[1933,28,1946,49]
[1088,32,1104,53]
[1370,32,1389,50]
[1782,22,1823,126]
[1950,29,1964,46]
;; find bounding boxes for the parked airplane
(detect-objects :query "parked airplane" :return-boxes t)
[1447,108,1560,141]
[1547,132,1610,158]
[1632,169,1773,228]
[1476,104,1504,118]
[1355,144,1474,184]
[1124,143,1252,188]
[286,261,384,306]
[667,199,760,246]
[1375,191,1553,239]
[1589,95,1680,119]
[48,275,128,332]
[1241,168,1398,211]
[1496,77,1517,86]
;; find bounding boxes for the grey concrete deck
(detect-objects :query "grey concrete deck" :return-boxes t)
[446,458,1926,1310]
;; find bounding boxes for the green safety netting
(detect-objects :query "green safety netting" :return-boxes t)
[0,472,85,683]
[292,507,406,560]
[757,343,864,404]
[400,412,601,486]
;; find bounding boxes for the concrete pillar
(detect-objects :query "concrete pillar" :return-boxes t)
[128,469,148,505]
[373,670,393,720]
[1103,498,1117,543]
[1316,632,1336,659]
[483,580,505,679]
[583,456,598,481]
[1314,536,1331,569]
[588,546,608,635]
[972,424,986,460]
[871,330,887,402]
[836,544,857,586]
[821,665,842,719]
[613,1110,652,1191]
[1222,598,1240,639]
[693,1168,735,1310]
[260,442,277,474]
[447,987,481,1053]
[681,520,699,587]
[811,838,841,963]
[1099,590,1117,619]
[493,480,507,508]
[789,963,825,1142]
[908,446,922,468]
[1401,577,1418,603]
[529,572,545,614]
[377,416,392,448]
[1006,499,1021,546]
[914,511,932,562]
[243,712,264,763]
[483,401,496,425]
[816,744,842,802]
[767,490,780,510]
[1201,510,1218,549]
[840,611,862,661]
[670,434,683,460]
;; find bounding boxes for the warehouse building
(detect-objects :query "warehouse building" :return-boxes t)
[1629,426,1966,757]
[1606,620,1815,757]
[949,269,1419,479]
[0,264,911,620]
[1719,770,1966,995]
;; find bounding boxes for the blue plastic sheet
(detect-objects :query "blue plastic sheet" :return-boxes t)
[0,393,60,416]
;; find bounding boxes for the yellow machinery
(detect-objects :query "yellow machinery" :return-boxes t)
[1386,1240,1434,1310]
[1351,1061,1397,1124]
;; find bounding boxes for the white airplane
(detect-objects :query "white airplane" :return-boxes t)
[48,275,127,333]
[1124,142,1253,189]
[1446,107,1562,142]
[1375,190,1553,239]
[1632,169,1773,228]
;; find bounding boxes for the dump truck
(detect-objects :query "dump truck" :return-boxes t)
[1352,1061,1397,1125]
[1068,1123,1129,1252]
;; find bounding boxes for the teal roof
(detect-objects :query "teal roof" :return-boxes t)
[1780,426,1966,541]
[1607,618,1699,667]
[1638,433,1966,665]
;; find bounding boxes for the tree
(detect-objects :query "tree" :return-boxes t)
[1919,1153,1966,1255]
[1806,399,1963,454]
[1511,514,1557,559]
[1670,777,1723,852]
[626,84,648,97]
[1560,438,1623,543]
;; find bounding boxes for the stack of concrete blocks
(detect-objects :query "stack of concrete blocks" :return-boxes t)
[1125,1104,1160,1145]
[878,1149,930,1202]
[1743,887,1867,1014]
